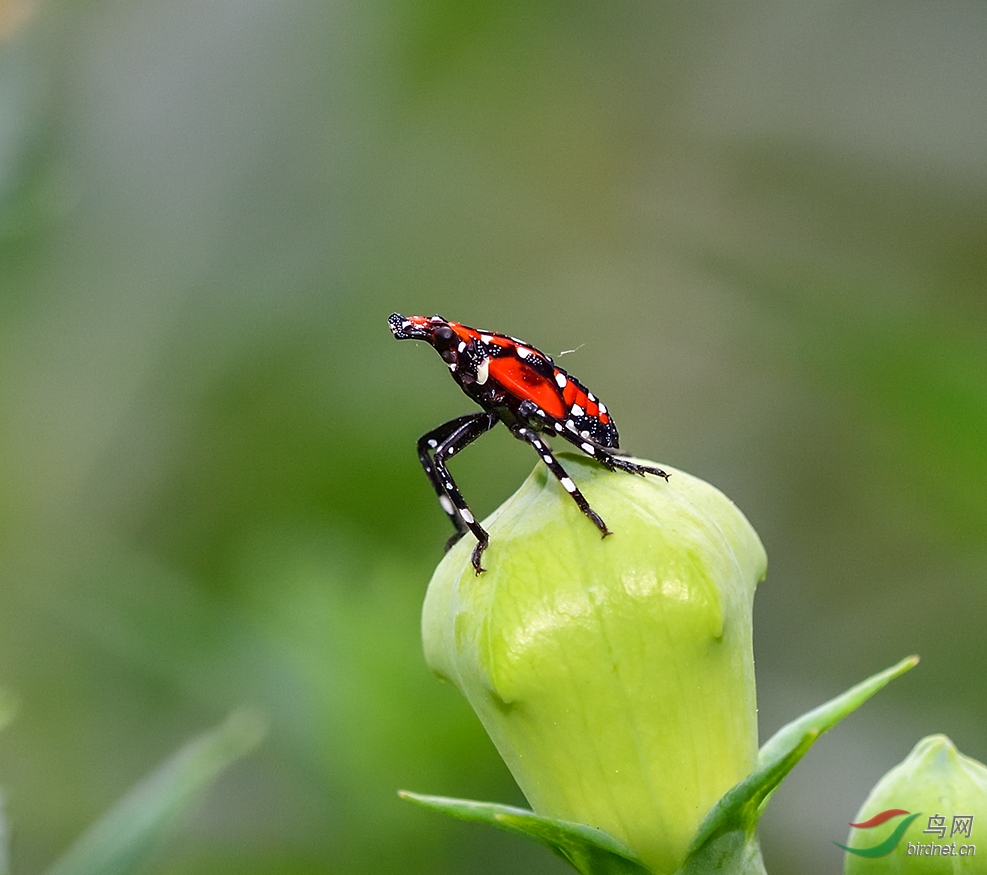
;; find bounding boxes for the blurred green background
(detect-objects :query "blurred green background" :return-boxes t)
[0,1,984,872]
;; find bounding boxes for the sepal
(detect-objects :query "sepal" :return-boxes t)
[399,792,650,875]
[686,656,918,864]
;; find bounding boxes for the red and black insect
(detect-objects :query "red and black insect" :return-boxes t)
[389,313,668,573]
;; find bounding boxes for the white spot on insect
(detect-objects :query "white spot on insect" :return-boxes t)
[517,428,528,436]
[566,420,578,433]
[439,495,455,515]
[476,358,490,384]
[587,392,596,402]
[401,319,412,329]
[542,454,552,463]
[457,341,466,352]
[516,347,532,359]
[428,439,438,448]
[460,508,474,524]
[581,442,596,454]
[535,408,545,418]
[560,477,576,493]
[448,362,457,371]
[571,403,584,417]
[555,372,567,388]
[554,423,563,432]
[598,402,607,414]
[481,334,494,344]
[580,430,591,439]
[447,446,455,455]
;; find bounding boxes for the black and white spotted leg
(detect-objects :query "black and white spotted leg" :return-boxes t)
[418,414,485,539]
[418,412,498,573]
[512,426,612,538]
[558,429,670,481]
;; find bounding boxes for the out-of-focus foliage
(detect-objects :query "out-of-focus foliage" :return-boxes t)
[45,711,264,875]
[0,1,983,874]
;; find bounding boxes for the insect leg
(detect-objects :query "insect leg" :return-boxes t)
[418,415,487,540]
[557,429,670,480]
[420,412,499,573]
[512,426,611,537]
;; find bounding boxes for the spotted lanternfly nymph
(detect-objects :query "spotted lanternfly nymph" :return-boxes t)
[389,313,669,573]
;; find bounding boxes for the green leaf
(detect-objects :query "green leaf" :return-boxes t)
[45,709,266,875]
[674,829,766,875]
[688,656,919,854]
[399,791,651,875]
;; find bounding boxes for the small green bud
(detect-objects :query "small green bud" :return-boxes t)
[844,735,987,874]
[422,454,767,874]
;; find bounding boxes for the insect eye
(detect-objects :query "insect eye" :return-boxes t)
[432,325,456,350]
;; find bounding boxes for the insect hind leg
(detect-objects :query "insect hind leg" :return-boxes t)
[557,428,670,480]
[601,453,669,480]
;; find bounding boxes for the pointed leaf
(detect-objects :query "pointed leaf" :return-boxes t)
[45,709,266,875]
[689,655,918,853]
[399,791,650,875]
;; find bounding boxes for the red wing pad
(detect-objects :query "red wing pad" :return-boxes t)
[487,356,566,419]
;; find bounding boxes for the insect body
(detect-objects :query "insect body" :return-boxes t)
[388,313,668,573]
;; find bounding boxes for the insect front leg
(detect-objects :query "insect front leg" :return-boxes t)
[512,426,611,538]
[418,412,498,573]
[418,415,483,539]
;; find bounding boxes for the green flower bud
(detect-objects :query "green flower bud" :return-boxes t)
[422,454,767,874]
[844,735,987,874]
